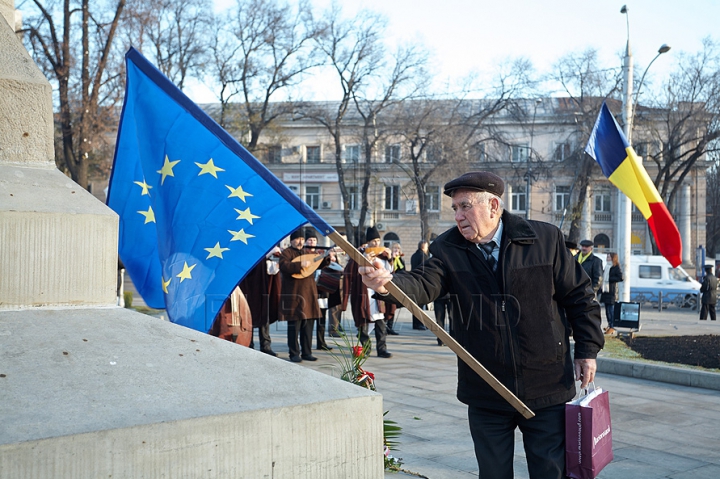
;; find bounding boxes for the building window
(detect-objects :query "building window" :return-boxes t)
[425,185,440,211]
[511,144,530,162]
[554,185,571,211]
[266,145,282,164]
[385,144,401,163]
[554,142,571,161]
[639,265,662,279]
[347,186,358,210]
[385,185,399,210]
[345,144,360,163]
[471,142,487,162]
[594,191,611,212]
[511,185,526,212]
[305,185,320,209]
[634,142,648,159]
[426,144,443,163]
[306,146,321,163]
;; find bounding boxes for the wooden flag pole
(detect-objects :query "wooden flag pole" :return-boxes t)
[328,231,535,419]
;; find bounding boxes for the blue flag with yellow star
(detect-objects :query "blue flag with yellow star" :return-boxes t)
[107,47,334,332]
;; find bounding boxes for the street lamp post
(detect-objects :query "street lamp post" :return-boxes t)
[617,5,670,301]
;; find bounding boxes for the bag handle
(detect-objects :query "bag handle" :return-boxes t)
[579,381,597,398]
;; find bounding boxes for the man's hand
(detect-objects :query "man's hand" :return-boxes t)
[358,259,393,295]
[574,358,597,389]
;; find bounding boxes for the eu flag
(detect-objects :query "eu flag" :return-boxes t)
[585,102,682,267]
[107,47,334,332]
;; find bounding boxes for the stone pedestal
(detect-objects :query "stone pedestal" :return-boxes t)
[0,3,383,478]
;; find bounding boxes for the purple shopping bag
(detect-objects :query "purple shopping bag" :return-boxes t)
[565,385,613,479]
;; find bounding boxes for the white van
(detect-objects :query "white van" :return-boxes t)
[627,255,701,309]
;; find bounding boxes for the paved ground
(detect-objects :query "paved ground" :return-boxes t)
[127,270,720,479]
[260,307,720,479]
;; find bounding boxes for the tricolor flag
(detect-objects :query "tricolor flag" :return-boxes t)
[585,102,682,267]
[107,48,334,332]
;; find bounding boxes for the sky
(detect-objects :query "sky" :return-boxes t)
[197,0,720,103]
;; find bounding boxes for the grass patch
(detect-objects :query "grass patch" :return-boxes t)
[131,306,165,316]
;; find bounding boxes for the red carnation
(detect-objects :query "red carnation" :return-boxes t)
[352,346,364,357]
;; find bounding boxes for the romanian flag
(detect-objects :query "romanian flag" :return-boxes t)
[585,102,682,267]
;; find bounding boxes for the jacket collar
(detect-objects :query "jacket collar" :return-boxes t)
[440,211,537,250]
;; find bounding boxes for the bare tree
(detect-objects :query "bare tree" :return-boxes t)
[350,44,429,242]
[550,49,622,242]
[218,0,321,153]
[299,3,386,244]
[637,38,720,214]
[124,0,211,91]
[707,162,720,257]
[24,0,127,189]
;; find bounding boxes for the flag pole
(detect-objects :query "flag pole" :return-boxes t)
[328,231,535,419]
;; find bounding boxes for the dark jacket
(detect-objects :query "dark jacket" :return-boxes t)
[701,273,718,305]
[390,211,604,411]
[279,246,329,321]
[575,252,604,295]
[601,265,624,305]
[410,248,429,271]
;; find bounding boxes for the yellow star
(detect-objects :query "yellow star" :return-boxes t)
[204,242,230,259]
[176,262,196,283]
[195,158,225,178]
[162,276,171,294]
[133,179,152,196]
[234,207,260,225]
[157,155,180,185]
[226,185,253,202]
[228,229,255,244]
[137,206,156,224]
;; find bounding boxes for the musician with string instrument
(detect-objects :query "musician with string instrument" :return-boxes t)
[304,228,336,352]
[341,226,393,358]
[279,228,332,363]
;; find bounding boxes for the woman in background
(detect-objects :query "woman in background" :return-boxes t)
[600,252,623,335]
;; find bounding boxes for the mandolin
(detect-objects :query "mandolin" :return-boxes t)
[291,246,337,279]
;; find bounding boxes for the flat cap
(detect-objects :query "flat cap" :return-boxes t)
[579,239,594,247]
[443,171,505,197]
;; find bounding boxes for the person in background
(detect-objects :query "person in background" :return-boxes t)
[240,247,281,356]
[358,171,603,479]
[342,226,393,358]
[700,265,718,321]
[279,228,330,363]
[575,239,603,298]
[410,240,430,330]
[385,242,405,335]
[600,252,623,335]
[304,228,334,351]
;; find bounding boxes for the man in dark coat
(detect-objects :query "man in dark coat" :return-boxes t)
[700,266,718,321]
[410,240,430,330]
[239,250,281,356]
[358,171,603,479]
[342,226,393,358]
[575,239,603,297]
[279,228,330,362]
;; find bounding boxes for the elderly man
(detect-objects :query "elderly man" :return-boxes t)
[576,239,604,298]
[359,171,603,479]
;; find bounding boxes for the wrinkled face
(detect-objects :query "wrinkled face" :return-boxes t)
[305,237,317,247]
[451,190,500,244]
[291,236,305,248]
[367,238,381,247]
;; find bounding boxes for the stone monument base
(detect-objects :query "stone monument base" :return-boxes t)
[0,309,383,479]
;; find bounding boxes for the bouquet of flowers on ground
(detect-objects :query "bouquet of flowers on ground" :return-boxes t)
[329,333,403,471]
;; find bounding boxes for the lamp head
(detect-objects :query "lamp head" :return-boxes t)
[620,5,628,14]
[658,44,671,54]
